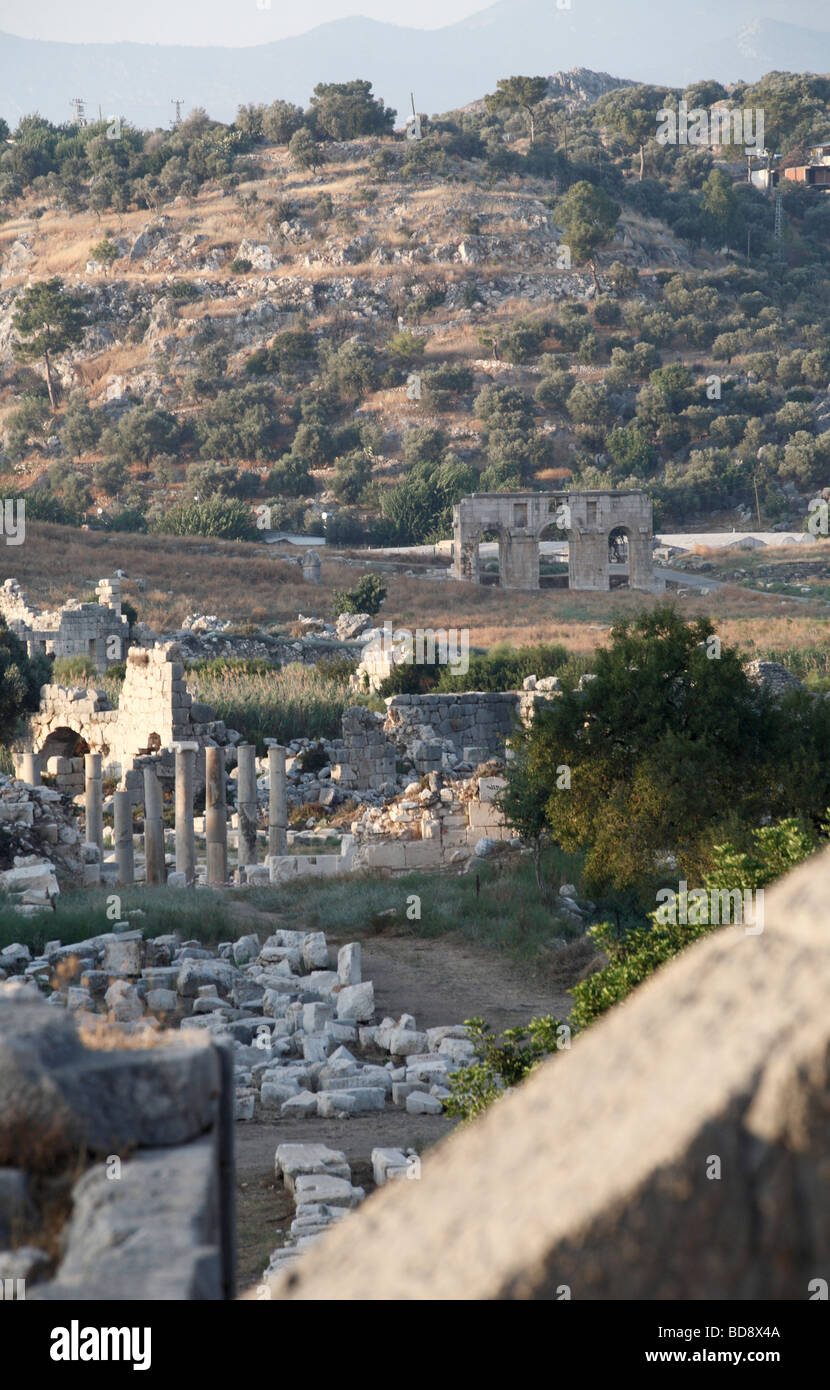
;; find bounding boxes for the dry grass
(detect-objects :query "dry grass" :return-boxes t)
[5,522,826,658]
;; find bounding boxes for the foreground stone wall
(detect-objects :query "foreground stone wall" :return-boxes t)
[261,843,830,1300]
[0,986,234,1300]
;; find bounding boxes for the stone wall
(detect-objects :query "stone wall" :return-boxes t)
[0,985,234,1300]
[19,643,234,796]
[330,707,397,792]
[0,576,129,671]
[351,773,511,871]
[383,692,520,770]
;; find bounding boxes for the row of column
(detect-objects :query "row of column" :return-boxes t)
[21,744,288,889]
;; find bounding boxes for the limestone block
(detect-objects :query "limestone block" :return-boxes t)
[403,840,443,869]
[301,932,329,971]
[317,1089,384,1117]
[406,1091,443,1115]
[337,942,361,986]
[335,982,374,1022]
[389,1028,428,1057]
[275,1144,351,1189]
[232,935,261,966]
[146,988,178,1015]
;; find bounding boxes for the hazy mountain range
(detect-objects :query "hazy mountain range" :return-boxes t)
[1,0,830,127]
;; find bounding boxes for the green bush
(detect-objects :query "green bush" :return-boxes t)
[332,574,386,617]
[444,1015,567,1122]
[570,817,821,1031]
[0,615,51,745]
[166,279,200,301]
[150,496,257,541]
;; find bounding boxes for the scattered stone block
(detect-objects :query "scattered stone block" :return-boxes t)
[336,982,374,1022]
[337,942,361,986]
[406,1091,443,1115]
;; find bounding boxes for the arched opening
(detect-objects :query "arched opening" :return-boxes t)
[538,518,571,589]
[478,527,506,586]
[608,526,631,589]
[39,726,90,762]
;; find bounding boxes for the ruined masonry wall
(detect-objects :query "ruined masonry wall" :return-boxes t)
[0,577,128,671]
[20,644,230,796]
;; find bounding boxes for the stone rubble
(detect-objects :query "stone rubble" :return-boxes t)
[0,922,476,1126]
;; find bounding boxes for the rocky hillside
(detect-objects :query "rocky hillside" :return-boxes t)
[2,73,830,548]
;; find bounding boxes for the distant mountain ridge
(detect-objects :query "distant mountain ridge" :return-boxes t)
[1,2,830,127]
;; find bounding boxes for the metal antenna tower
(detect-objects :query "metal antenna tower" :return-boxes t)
[171,99,184,126]
[70,97,87,127]
[774,191,783,239]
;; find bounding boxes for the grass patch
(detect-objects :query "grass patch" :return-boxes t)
[187,660,352,750]
[0,885,234,954]
[241,846,587,959]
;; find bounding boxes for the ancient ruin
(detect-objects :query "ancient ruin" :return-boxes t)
[451,489,660,591]
[0,577,129,670]
[16,642,233,800]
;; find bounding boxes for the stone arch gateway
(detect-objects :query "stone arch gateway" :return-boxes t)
[451,490,661,592]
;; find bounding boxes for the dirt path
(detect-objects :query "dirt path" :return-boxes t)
[234,927,573,1292]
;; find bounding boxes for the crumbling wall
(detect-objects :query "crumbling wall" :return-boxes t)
[0,576,129,671]
[330,707,397,791]
[352,773,511,870]
[383,692,519,770]
[20,643,232,793]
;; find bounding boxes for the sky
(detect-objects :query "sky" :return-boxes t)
[0,0,484,46]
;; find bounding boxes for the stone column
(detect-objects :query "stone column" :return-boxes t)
[237,744,258,872]
[143,766,165,886]
[113,789,135,886]
[205,746,228,887]
[20,750,40,786]
[174,743,198,886]
[268,745,287,859]
[84,753,104,854]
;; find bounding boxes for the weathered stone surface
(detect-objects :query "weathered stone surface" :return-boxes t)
[30,1140,222,1301]
[0,996,222,1162]
[335,982,374,1022]
[0,1167,34,1245]
[232,934,261,966]
[405,1091,443,1115]
[176,959,236,998]
[275,1144,351,1191]
[259,846,830,1301]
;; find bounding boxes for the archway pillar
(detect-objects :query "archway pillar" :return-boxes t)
[629,530,655,590]
[499,533,540,590]
[570,531,611,590]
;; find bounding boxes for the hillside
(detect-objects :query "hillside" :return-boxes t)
[2,70,830,564]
